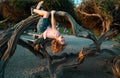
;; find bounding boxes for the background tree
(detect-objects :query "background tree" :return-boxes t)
[0,0,37,29]
[74,0,120,36]
[0,1,21,29]
[0,0,75,31]
[1,0,120,36]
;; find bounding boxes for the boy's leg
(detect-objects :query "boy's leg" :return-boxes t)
[33,9,49,18]
[33,10,50,45]
[33,9,50,33]
[33,17,49,45]
[36,1,44,10]
[31,1,44,15]
[37,18,50,33]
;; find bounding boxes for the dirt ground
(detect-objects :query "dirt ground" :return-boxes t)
[5,35,119,78]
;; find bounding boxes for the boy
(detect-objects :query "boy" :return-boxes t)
[31,1,65,54]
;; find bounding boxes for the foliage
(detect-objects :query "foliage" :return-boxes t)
[43,0,74,14]
[74,0,120,35]
[0,1,20,21]
[0,0,75,29]
[75,0,103,34]
[8,0,37,17]
[115,34,120,40]
[0,24,4,29]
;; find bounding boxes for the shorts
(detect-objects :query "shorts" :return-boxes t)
[37,17,50,33]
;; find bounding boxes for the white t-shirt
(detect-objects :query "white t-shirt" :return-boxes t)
[42,27,59,39]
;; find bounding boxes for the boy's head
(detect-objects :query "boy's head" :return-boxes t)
[51,39,65,54]
[55,35,65,45]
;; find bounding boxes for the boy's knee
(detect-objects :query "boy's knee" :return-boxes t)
[43,11,50,18]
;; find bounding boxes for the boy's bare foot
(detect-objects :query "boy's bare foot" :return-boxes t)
[36,1,44,10]
[31,1,44,15]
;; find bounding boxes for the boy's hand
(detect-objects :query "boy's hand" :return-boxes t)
[51,10,56,14]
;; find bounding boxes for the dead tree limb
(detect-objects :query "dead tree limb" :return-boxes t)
[0,14,42,78]
[78,25,120,62]
[1,15,40,60]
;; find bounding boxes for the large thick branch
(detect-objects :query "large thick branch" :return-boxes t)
[0,15,40,78]
[97,29,119,45]
[1,15,40,60]
[56,11,97,44]
[56,11,77,35]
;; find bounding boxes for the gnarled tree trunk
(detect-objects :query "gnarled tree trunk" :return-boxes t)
[0,10,120,78]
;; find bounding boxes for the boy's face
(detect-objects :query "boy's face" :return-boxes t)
[57,35,65,45]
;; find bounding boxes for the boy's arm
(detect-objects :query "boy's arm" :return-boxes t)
[51,10,57,30]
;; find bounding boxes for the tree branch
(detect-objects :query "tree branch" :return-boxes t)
[78,10,103,21]
[56,11,97,44]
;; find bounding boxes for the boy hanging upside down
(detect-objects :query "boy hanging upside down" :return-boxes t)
[31,1,66,54]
